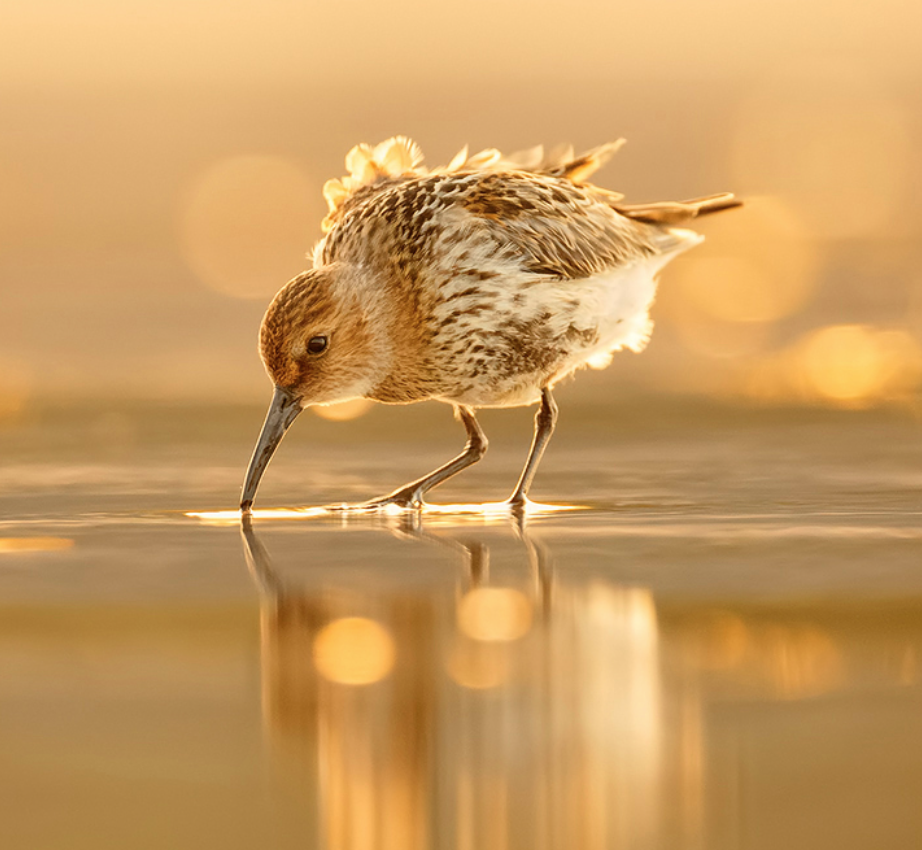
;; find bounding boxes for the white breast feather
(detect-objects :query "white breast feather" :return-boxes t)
[549,229,703,375]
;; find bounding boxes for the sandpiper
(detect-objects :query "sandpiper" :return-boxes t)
[240,137,740,511]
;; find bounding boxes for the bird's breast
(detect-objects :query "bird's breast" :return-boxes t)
[424,260,664,407]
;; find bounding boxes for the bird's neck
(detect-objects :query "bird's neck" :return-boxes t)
[354,266,443,404]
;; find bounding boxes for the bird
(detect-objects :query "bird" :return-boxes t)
[240,136,741,512]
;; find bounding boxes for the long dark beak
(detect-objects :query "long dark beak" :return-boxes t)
[240,386,303,512]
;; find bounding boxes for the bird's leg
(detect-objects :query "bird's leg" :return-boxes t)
[360,405,488,509]
[506,387,558,508]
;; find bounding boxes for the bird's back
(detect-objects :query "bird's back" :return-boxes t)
[315,138,730,283]
[312,137,739,407]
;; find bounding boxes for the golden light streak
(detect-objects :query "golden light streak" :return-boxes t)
[0,537,74,553]
[313,617,396,686]
[417,501,584,516]
[186,507,331,525]
[186,501,584,525]
[456,588,532,642]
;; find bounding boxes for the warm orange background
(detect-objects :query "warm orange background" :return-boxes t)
[3,0,921,414]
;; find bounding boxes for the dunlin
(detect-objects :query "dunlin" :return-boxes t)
[240,137,740,511]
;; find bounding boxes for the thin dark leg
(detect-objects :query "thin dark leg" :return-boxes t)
[363,405,488,509]
[507,387,558,507]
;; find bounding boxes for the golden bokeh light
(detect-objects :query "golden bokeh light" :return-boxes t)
[0,537,74,554]
[457,587,533,643]
[801,325,922,405]
[731,59,910,240]
[312,617,396,686]
[746,324,922,406]
[445,641,509,690]
[670,196,817,329]
[803,325,886,402]
[676,258,781,324]
[179,155,315,299]
[312,398,375,422]
[665,197,818,365]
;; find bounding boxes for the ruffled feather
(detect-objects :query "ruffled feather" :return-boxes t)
[320,136,629,232]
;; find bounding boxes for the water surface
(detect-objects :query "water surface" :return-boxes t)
[1,401,921,849]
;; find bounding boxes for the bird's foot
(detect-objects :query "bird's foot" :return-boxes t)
[502,494,540,521]
[327,485,426,513]
[504,493,528,511]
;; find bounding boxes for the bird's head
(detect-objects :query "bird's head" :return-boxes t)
[240,267,380,511]
[259,267,378,405]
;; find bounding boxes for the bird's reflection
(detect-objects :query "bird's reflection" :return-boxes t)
[239,517,922,850]
[241,515,663,850]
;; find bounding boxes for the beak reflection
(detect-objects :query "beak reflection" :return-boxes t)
[240,386,303,511]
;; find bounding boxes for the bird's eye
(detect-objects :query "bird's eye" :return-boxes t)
[306,335,328,356]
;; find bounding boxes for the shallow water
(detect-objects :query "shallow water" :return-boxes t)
[2,401,922,849]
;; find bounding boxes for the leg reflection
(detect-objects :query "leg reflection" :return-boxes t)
[240,516,662,850]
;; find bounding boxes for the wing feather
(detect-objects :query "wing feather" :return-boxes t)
[457,173,659,281]
[321,136,633,232]
[318,137,741,280]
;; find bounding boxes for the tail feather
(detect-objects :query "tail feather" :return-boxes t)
[550,140,626,183]
[616,193,742,224]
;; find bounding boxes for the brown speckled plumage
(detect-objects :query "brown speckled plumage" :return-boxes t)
[241,137,740,511]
